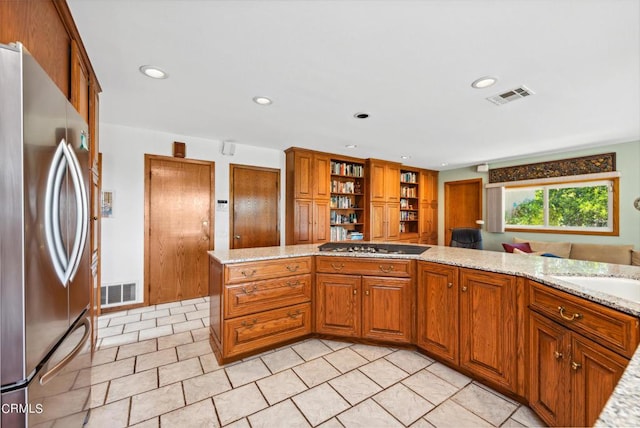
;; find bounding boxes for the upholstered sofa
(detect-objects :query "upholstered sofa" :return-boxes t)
[505,237,640,266]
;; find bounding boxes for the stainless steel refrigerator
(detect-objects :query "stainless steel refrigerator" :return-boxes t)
[1,43,92,427]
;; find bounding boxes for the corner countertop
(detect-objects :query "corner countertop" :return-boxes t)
[208,243,640,428]
[209,243,640,317]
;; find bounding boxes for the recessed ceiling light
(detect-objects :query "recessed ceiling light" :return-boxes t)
[139,65,168,79]
[353,112,369,119]
[441,162,449,167]
[400,155,410,160]
[471,76,497,89]
[253,96,273,105]
[345,144,357,149]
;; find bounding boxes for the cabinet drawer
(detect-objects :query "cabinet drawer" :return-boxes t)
[529,281,640,357]
[224,274,312,318]
[225,257,312,284]
[223,303,312,358]
[316,256,413,277]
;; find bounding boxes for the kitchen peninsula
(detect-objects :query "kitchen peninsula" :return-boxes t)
[208,243,640,427]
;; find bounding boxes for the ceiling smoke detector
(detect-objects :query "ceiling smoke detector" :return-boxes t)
[487,86,535,106]
[353,112,369,119]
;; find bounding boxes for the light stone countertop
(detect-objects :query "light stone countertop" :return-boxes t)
[208,243,640,427]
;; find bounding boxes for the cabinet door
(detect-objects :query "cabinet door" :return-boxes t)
[293,199,313,244]
[420,170,438,204]
[313,154,331,199]
[385,203,401,240]
[420,201,437,244]
[313,199,331,243]
[571,335,628,427]
[293,151,313,199]
[417,262,459,364]
[385,164,401,202]
[370,202,386,240]
[529,312,571,427]
[315,274,360,337]
[70,40,89,121]
[369,162,386,202]
[459,269,517,391]
[362,276,412,343]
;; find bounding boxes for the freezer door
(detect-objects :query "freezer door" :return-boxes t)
[28,313,92,427]
[22,50,71,377]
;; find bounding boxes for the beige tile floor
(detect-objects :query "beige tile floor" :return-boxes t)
[86,297,545,428]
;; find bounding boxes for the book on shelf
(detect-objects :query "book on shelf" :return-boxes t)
[331,161,364,177]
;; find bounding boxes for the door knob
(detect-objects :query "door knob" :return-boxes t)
[234,235,241,239]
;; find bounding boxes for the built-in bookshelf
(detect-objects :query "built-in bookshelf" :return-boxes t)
[400,169,419,236]
[330,160,365,241]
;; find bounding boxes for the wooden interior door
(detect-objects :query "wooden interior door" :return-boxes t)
[230,164,280,249]
[444,178,483,246]
[145,155,214,305]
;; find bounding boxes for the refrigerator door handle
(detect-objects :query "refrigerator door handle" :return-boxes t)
[44,140,71,286]
[63,142,89,282]
[38,317,90,386]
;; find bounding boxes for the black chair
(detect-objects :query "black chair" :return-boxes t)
[450,228,483,249]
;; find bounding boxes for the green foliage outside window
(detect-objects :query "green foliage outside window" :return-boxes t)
[506,183,610,229]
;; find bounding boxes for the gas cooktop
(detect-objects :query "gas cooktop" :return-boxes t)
[318,242,430,255]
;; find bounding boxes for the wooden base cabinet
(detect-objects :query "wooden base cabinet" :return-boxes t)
[416,262,459,364]
[459,269,518,391]
[210,257,313,363]
[529,312,628,427]
[315,257,414,344]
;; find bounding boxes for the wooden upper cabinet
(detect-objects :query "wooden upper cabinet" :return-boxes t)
[368,160,401,202]
[459,268,517,390]
[313,153,331,199]
[71,40,90,122]
[420,170,438,204]
[292,150,314,199]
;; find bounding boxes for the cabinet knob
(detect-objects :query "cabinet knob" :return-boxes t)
[461,286,468,292]
[365,290,370,296]
[353,289,357,295]
[554,351,563,360]
[447,282,453,288]
[571,361,582,371]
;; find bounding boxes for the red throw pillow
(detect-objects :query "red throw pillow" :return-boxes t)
[502,242,533,253]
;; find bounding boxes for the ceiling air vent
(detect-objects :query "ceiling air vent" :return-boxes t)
[486,85,535,106]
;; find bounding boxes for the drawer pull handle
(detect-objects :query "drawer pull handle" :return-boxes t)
[241,319,258,328]
[242,285,257,295]
[331,263,345,271]
[379,265,394,273]
[241,269,257,278]
[287,310,301,319]
[571,361,582,371]
[286,264,300,272]
[558,306,582,321]
[554,351,563,360]
[286,280,300,288]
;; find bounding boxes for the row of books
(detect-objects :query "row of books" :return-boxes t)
[400,171,418,183]
[330,211,358,224]
[331,180,361,194]
[400,211,418,221]
[330,195,358,209]
[331,161,364,177]
[400,199,415,209]
[330,226,349,241]
[401,187,417,197]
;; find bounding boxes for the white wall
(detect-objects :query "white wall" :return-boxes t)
[437,140,640,251]
[99,123,285,302]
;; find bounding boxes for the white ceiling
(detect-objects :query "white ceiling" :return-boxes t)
[67,0,640,170]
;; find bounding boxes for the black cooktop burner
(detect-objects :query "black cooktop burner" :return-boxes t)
[318,242,430,255]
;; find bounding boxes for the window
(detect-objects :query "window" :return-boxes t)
[504,178,618,234]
